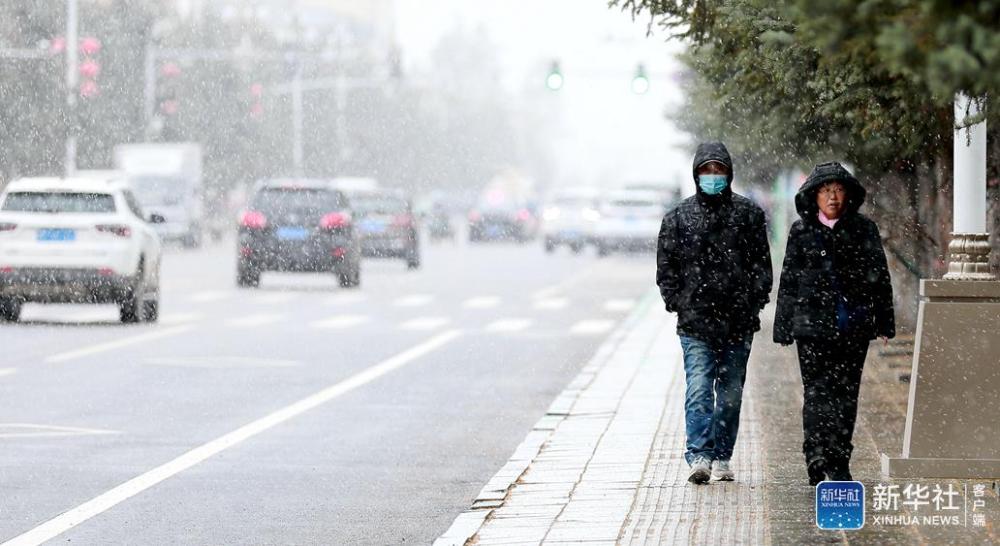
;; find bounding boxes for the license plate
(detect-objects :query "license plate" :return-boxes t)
[359,219,386,234]
[276,226,309,241]
[37,228,76,242]
[625,215,638,223]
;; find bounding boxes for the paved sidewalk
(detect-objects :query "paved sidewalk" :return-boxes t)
[436,290,999,545]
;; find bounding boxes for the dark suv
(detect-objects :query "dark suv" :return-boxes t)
[237,180,361,288]
[350,190,420,269]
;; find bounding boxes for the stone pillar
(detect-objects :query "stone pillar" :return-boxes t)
[881,95,1000,479]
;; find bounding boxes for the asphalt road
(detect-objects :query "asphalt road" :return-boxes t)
[0,235,654,545]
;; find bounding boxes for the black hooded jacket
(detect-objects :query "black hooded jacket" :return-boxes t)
[773,162,895,344]
[656,142,773,343]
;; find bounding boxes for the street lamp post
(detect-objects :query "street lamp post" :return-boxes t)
[882,94,1000,480]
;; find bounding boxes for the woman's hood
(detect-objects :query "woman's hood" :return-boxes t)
[795,161,867,220]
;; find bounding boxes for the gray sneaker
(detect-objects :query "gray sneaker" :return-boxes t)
[687,456,711,485]
[712,459,735,481]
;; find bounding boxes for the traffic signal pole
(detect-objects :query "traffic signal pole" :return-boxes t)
[65,0,79,177]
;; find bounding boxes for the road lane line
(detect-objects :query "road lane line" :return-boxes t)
[462,296,500,309]
[325,293,367,305]
[253,293,296,305]
[159,312,204,325]
[0,423,119,439]
[0,368,16,378]
[225,313,283,328]
[3,330,462,546]
[393,294,434,307]
[533,298,569,310]
[43,326,194,364]
[309,315,370,329]
[485,319,533,333]
[530,266,594,300]
[400,317,450,331]
[570,319,616,335]
[604,299,636,312]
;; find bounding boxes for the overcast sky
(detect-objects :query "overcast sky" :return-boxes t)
[394,0,691,191]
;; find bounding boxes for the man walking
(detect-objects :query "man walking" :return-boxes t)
[656,142,773,484]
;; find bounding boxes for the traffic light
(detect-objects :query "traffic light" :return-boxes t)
[78,36,101,99]
[158,61,182,116]
[249,83,264,119]
[631,63,649,95]
[546,61,563,91]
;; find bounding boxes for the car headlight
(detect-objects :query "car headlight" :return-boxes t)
[582,208,601,222]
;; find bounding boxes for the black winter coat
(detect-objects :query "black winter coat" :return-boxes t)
[656,142,773,343]
[773,162,895,344]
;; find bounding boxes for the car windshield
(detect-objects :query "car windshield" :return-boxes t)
[252,188,345,213]
[352,195,408,214]
[1,191,116,213]
[130,176,185,206]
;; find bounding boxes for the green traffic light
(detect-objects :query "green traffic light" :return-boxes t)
[546,61,563,91]
[631,63,649,94]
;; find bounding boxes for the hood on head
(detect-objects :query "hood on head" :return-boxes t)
[692,141,734,196]
[794,161,866,220]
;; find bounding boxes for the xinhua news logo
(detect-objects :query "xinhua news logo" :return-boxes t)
[816,481,865,530]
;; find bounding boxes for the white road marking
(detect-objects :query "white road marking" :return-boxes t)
[604,299,636,312]
[530,267,594,299]
[462,296,500,309]
[143,356,300,369]
[159,312,204,325]
[2,330,462,546]
[325,293,367,306]
[400,317,450,331]
[225,313,283,328]
[44,326,194,364]
[310,315,370,329]
[0,423,119,439]
[0,368,17,378]
[533,298,568,310]
[393,294,434,307]
[570,319,616,336]
[189,290,232,303]
[485,319,533,333]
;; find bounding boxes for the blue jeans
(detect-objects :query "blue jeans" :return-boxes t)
[679,335,753,465]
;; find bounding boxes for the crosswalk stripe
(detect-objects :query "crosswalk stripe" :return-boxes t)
[533,298,568,310]
[226,313,283,328]
[310,315,370,329]
[569,319,616,335]
[189,290,232,303]
[462,296,500,309]
[252,293,297,305]
[485,319,533,333]
[393,294,434,307]
[400,317,450,331]
[0,368,17,378]
[604,299,636,312]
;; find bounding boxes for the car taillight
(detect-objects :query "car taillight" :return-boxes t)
[516,209,532,222]
[331,247,347,258]
[0,223,16,232]
[0,266,13,273]
[241,210,268,229]
[392,214,413,227]
[468,210,481,222]
[96,224,132,238]
[320,212,351,229]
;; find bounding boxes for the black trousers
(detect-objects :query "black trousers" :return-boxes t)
[796,337,869,471]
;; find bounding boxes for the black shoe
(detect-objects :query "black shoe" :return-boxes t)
[807,458,827,486]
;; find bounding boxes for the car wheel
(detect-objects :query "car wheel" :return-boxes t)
[0,297,22,322]
[597,244,611,258]
[237,260,261,288]
[339,262,361,288]
[570,242,584,254]
[406,245,420,270]
[143,298,159,323]
[119,262,145,324]
[544,239,556,253]
[182,230,202,249]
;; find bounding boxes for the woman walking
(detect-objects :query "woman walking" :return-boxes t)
[773,161,895,484]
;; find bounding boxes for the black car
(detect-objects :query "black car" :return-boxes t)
[350,190,420,269]
[237,180,361,288]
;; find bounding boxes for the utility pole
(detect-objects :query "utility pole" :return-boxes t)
[65,0,79,177]
[292,60,304,177]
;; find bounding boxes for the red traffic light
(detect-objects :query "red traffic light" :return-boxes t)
[160,62,182,79]
[79,59,101,79]
[79,80,100,98]
[79,36,102,56]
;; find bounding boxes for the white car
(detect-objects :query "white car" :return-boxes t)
[541,187,601,254]
[592,190,668,257]
[0,176,163,323]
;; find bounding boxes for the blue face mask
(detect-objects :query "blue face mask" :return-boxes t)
[698,174,728,195]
